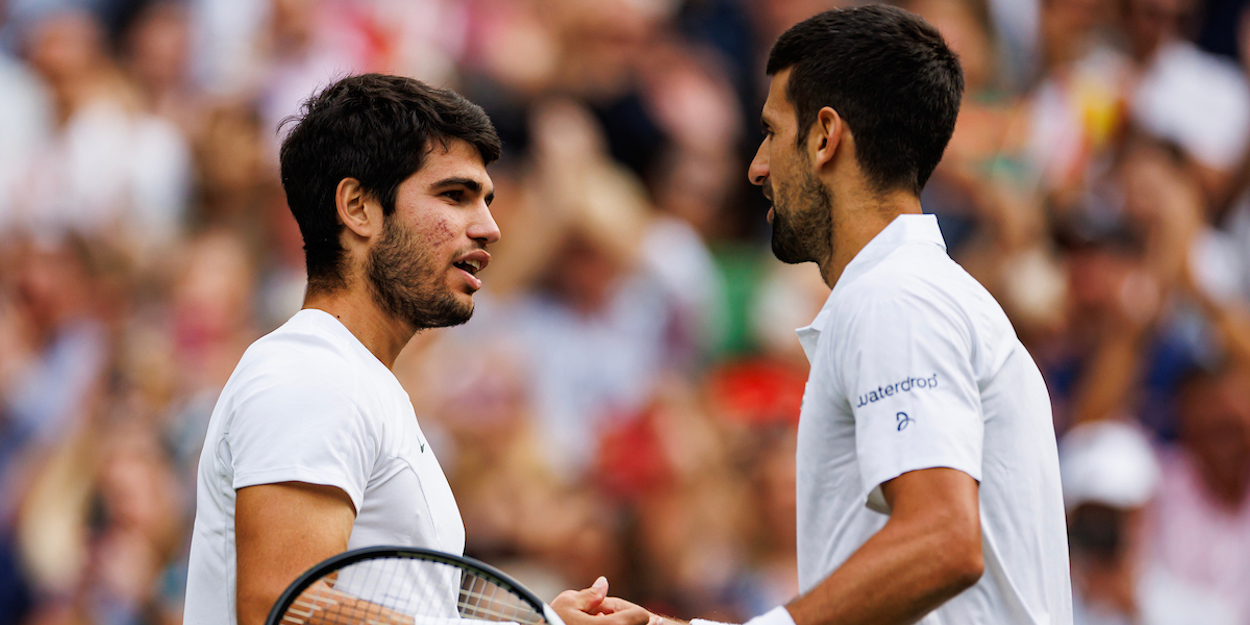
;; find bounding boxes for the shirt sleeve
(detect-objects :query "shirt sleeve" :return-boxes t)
[836,283,984,514]
[224,382,376,513]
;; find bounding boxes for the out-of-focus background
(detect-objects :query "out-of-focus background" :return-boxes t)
[0,0,1249,623]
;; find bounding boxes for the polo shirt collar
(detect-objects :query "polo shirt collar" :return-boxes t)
[795,213,947,361]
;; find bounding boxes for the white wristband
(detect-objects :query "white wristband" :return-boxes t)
[691,606,796,625]
[745,606,798,625]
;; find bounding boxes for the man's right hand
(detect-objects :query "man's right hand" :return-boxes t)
[550,577,659,625]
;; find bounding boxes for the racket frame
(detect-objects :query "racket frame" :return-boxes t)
[264,546,557,625]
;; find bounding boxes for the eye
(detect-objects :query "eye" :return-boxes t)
[441,190,464,202]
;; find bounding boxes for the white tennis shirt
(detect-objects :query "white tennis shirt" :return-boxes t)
[183,309,465,625]
[794,214,1072,624]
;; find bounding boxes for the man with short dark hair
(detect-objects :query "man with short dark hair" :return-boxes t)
[182,74,648,625]
[183,73,503,625]
[653,6,1072,625]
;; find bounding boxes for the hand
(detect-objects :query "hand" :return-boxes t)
[551,577,660,625]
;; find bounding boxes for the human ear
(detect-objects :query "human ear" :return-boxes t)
[335,178,380,240]
[811,106,842,169]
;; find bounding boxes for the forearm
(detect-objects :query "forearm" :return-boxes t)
[274,580,415,625]
[785,516,982,625]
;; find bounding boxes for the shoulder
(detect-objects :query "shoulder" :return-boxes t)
[830,245,1017,363]
[838,248,975,325]
[247,313,359,375]
[225,314,367,410]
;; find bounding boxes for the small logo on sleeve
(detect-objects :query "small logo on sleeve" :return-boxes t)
[896,412,914,431]
[857,374,938,408]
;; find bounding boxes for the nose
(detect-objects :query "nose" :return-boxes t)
[469,203,501,245]
[748,138,769,186]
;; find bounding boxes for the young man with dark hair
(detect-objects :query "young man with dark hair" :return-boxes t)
[649,6,1072,625]
[183,74,649,625]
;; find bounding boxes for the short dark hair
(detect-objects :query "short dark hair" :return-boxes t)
[766,5,963,195]
[279,74,501,292]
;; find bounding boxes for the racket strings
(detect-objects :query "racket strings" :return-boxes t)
[275,555,546,625]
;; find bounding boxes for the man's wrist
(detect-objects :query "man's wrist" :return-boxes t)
[690,605,796,625]
[746,606,797,625]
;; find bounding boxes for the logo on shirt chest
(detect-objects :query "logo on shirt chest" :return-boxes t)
[856,374,938,408]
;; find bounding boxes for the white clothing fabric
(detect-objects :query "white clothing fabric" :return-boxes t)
[794,214,1072,624]
[1133,40,1250,171]
[184,309,464,625]
[1072,565,1237,625]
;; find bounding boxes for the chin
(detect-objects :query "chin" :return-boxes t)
[770,231,809,265]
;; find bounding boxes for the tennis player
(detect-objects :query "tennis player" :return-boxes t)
[655,6,1071,625]
[182,74,650,625]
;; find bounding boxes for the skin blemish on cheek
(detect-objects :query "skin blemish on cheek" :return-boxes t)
[423,218,455,247]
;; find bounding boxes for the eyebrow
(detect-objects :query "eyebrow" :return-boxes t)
[432,176,495,205]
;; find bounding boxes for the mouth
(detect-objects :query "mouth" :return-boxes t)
[452,251,490,291]
[453,258,483,275]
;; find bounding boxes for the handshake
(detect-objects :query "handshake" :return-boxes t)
[549,579,793,625]
[549,577,667,625]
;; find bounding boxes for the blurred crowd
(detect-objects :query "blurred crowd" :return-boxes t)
[0,0,1249,624]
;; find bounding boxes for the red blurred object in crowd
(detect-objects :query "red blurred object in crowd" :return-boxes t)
[707,359,807,427]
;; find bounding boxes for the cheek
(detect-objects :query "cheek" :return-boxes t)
[431,219,454,246]
[771,147,794,178]
[409,212,456,249]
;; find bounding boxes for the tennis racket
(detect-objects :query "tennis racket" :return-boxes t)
[265,546,567,625]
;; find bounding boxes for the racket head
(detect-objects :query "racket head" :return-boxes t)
[265,546,567,625]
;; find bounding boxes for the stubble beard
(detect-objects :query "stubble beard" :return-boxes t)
[770,166,833,266]
[366,217,474,331]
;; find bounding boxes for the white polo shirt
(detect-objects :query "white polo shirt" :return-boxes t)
[184,309,465,625]
[794,214,1072,624]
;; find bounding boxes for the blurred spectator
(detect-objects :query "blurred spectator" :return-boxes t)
[120,0,201,135]
[1149,364,1250,623]
[1028,0,1127,208]
[255,0,370,147]
[0,234,107,487]
[1124,0,1250,200]
[9,8,191,253]
[469,99,693,476]
[1061,419,1237,625]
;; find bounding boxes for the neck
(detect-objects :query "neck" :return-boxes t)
[303,283,414,369]
[818,186,923,288]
